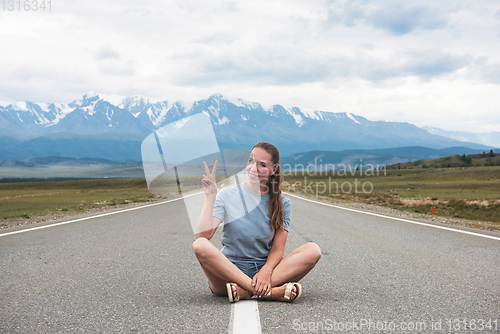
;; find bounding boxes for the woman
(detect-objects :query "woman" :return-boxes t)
[192,142,321,302]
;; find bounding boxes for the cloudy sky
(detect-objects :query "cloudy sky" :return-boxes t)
[1,0,499,132]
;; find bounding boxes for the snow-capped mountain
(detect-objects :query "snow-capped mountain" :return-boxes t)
[0,100,74,139]
[0,93,495,161]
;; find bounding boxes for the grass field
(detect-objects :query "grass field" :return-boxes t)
[0,178,158,224]
[282,165,500,228]
[0,175,228,226]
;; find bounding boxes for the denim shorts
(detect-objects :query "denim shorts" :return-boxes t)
[209,258,267,294]
[231,259,266,278]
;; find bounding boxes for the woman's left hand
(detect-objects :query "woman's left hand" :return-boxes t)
[252,269,272,297]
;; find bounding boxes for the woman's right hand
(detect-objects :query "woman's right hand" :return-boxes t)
[202,160,218,196]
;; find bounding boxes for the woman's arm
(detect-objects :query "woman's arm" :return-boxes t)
[196,160,221,240]
[196,195,221,240]
[251,228,288,297]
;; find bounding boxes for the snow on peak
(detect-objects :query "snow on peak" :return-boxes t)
[209,93,225,101]
[81,99,99,116]
[291,113,305,126]
[83,91,98,99]
[218,116,230,125]
[14,102,28,111]
[100,93,125,106]
[206,93,260,110]
[225,95,263,110]
[120,95,155,118]
[71,92,100,107]
[346,112,360,124]
[208,105,220,118]
[46,103,74,126]
[207,93,265,110]
[38,103,50,112]
[11,102,51,125]
[172,116,190,129]
[226,96,244,108]
[300,109,324,121]
[285,106,306,126]
[147,102,171,127]
[207,94,224,110]
[121,94,151,109]
[174,100,194,113]
[128,94,149,102]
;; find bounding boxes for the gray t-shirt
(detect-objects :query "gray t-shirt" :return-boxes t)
[212,183,291,262]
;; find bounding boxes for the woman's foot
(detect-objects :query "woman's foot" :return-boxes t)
[265,283,302,302]
[226,283,251,302]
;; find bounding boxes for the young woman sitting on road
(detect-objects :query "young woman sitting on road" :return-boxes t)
[192,142,321,302]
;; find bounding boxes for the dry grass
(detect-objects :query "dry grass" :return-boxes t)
[283,166,500,229]
[0,178,158,223]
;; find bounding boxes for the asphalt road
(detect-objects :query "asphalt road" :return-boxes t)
[1,194,499,333]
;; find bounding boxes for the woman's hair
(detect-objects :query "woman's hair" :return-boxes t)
[250,142,285,231]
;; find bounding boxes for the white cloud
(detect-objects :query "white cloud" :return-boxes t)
[95,45,121,60]
[98,60,137,76]
[326,0,455,35]
[0,0,499,132]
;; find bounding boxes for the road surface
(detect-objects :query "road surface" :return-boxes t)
[1,194,499,333]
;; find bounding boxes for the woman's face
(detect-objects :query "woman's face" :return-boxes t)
[246,147,278,185]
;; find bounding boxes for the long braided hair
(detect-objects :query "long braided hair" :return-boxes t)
[250,142,285,231]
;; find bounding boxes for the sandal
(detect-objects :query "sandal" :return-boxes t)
[226,283,251,303]
[260,282,302,302]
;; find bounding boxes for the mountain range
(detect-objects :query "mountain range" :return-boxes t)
[281,146,490,171]
[0,93,496,162]
[422,126,500,148]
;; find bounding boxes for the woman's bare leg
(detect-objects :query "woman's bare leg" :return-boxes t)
[193,239,321,300]
[268,242,322,300]
[192,237,253,297]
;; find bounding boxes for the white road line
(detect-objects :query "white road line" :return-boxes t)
[0,192,203,238]
[2,189,264,333]
[229,300,262,334]
[3,187,496,334]
[287,193,500,241]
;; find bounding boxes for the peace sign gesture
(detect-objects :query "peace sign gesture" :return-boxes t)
[202,160,218,196]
